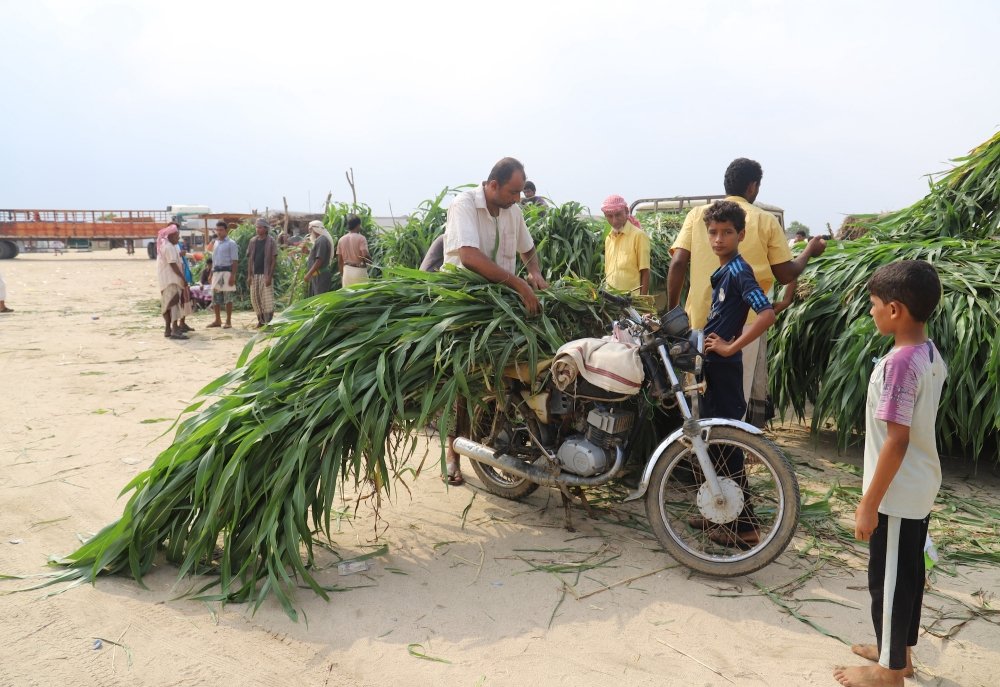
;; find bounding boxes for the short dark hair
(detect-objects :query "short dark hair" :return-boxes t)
[347,215,362,231]
[867,260,941,322]
[704,200,746,232]
[216,220,228,228]
[724,158,763,197]
[523,181,536,192]
[487,157,525,187]
[795,230,807,238]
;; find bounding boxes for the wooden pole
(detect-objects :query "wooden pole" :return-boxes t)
[345,168,357,206]
[283,196,290,236]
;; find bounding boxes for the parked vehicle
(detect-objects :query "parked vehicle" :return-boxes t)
[0,206,211,259]
[453,291,799,577]
[630,195,785,229]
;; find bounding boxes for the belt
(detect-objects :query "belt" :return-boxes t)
[214,265,232,272]
[345,262,367,269]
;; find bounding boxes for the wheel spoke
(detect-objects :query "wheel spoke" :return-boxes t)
[646,428,799,573]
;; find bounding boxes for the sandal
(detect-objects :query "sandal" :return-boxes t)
[169,332,189,340]
[206,321,222,328]
[0,307,13,313]
[443,457,465,486]
[707,527,760,549]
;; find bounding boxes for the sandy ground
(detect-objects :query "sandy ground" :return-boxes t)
[0,252,997,687]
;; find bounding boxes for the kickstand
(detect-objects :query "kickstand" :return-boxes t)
[559,486,576,532]
[571,486,596,519]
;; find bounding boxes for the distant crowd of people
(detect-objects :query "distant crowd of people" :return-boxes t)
[155,216,370,339]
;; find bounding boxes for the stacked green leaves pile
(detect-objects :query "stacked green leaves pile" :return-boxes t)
[868,131,1000,241]
[378,186,469,269]
[47,270,612,618]
[637,212,685,291]
[527,201,605,283]
[771,132,1000,461]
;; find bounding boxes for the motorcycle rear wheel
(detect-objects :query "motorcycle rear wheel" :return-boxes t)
[466,401,540,501]
[644,426,799,577]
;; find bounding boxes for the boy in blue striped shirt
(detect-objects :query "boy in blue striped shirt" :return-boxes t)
[693,200,776,547]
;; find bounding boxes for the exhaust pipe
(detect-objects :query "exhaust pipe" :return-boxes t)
[452,437,625,488]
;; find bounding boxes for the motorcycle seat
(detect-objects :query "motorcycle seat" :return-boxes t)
[501,359,553,383]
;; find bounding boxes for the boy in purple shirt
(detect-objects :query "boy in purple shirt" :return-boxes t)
[835,260,946,687]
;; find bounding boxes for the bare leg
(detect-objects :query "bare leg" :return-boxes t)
[572,486,596,519]
[224,303,233,327]
[444,400,467,485]
[850,645,913,678]
[560,488,576,532]
[164,293,180,337]
[209,303,222,327]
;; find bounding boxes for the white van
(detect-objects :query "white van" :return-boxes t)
[166,204,211,231]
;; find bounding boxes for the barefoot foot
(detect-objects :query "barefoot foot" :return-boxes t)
[833,664,906,686]
[850,645,913,678]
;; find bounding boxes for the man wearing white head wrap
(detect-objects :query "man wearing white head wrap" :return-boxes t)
[156,222,188,339]
[304,219,334,296]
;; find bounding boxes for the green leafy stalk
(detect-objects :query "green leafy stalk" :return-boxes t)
[771,130,1000,461]
[39,269,613,618]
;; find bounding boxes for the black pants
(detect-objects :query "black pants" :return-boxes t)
[702,358,756,532]
[869,512,929,670]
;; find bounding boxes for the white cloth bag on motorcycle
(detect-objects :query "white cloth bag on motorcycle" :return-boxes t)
[551,338,644,396]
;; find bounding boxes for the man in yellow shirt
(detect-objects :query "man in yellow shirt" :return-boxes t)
[602,194,650,295]
[666,158,826,421]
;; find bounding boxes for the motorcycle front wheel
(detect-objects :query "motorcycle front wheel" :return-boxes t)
[644,426,799,577]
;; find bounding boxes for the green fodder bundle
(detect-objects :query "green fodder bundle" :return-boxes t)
[869,131,1000,241]
[379,186,469,269]
[528,201,605,283]
[638,212,685,291]
[771,132,1000,462]
[43,270,612,618]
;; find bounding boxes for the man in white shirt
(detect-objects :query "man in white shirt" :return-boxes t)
[442,157,549,485]
[444,157,549,314]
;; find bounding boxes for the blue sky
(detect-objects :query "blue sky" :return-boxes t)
[2,0,998,233]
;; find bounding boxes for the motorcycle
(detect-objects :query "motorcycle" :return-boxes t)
[453,291,800,577]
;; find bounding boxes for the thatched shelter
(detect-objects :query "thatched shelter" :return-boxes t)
[836,213,890,240]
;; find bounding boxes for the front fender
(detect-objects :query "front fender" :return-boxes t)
[623,418,763,502]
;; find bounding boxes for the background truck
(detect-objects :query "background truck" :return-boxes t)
[0,205,214,259]
[0,209,174,259]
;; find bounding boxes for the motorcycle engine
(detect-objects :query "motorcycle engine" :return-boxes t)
[555,407,634,477]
